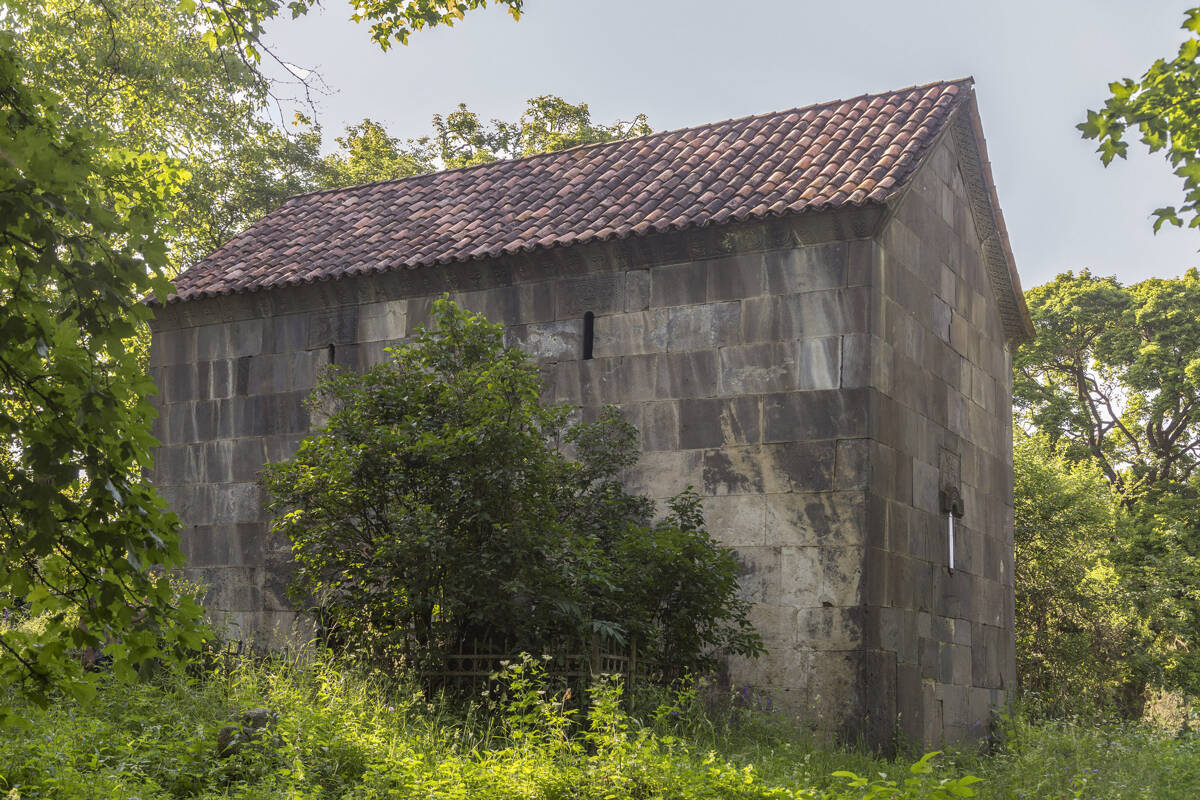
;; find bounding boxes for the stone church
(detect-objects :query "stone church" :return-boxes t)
[149,79,1034,747]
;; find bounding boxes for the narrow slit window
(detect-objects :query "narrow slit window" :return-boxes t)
[940,486,965,574]
[948,513,956,573]
[328,342,336,365]
[582,312,595,360]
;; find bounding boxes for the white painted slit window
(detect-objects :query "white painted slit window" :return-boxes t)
[940,486,964,574]
[948,514,956,572]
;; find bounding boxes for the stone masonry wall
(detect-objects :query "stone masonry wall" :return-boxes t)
[149,217,879,740]
[858,132,1016,746]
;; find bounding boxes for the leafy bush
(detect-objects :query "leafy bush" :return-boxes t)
[262,298,760,677]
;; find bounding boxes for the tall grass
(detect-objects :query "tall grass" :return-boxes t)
[0,651,1195,799]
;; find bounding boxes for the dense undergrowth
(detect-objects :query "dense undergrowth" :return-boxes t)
[0,652,1196,800]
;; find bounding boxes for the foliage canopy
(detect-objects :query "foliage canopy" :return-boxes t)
[1014,269,1200,501]
[10,0,325,272]
[262,300,761,676]
[1012,434,1144,716]
[0,36,205,717]
[317,96,653,186]
[1,0,521,721]
[1015,269,1200,702]
[1081,7,1200,232]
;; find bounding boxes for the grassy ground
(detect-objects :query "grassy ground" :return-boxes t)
[0,653,1196,799]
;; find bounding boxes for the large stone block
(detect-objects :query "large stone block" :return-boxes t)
[510,320,582,362]
[795,606,863,650]
[703,494,767,547]
[247,351,320,397]
[622,449,704,500]
[625,270,651,312]
[706,253,765,301]
[182,522,266,568]
[818,546,864,607]
[701,446,765,496]
[719,342,796,395]
[612,355,660,402]
[357,299,408,341]
[667,301,740,352]
[306,308,359,349]
[263,313,308,355]
[838,333,872,389]
[194,566,263,612]
[556,273,624,318]
[736,545,782,605]
[835,439,871,490]
[149,326,195,367]
[764,242,846,295]
[759,440,836,494]
[160,363,197,405]
[763,491,866,548]
[678,396,760,450]
[650,261,707,307]
[657,351,719,399]
[592,309,668,357]
[640,400,680,451]
[877,606,919,664]
[805,650,862,731]
[762,388,869,442]
[795,337,841,390]
[742,286,870,342]
[777,546,821,608]
[701,443,833,498]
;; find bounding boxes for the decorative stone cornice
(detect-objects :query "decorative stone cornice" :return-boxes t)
[948,92,1035,343]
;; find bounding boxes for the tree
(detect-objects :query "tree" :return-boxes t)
[261,300,760,677]
[2,0,520,719]
[1014,270,1200,502]
[190,0,524,58]
[1080,7,1200,232]
[1012,434,1145,716]
[431,95,653,169]
[10,0,325,272]
[1015,269,1200,702]
[0,37,205,717]
[319,97,653,187]
[318,119,436,188]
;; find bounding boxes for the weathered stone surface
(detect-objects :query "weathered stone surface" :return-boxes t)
[795,337,841,390]
[357,299,407,342]
[764,242,846,295]
[667,301,740,352]
[657,351,719,399]
[593,310,667,357]
[703,494,767,547]
[763,491,865,547]
[556,273,624,318]
[629,400,673,451]
[742,287,870,343]
[719,342,796,395]
[625,270,651,312]
[510,320,582,362]
[706,253,764,301]
[650,261,706,307]
[762,388,869,442]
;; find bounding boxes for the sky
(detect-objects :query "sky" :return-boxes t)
[263,0,1200,291]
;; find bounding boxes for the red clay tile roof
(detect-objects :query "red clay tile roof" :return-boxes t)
[170,80,973,303]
